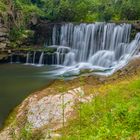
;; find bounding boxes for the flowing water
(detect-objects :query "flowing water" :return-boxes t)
[0,64,55,128]
[38,52,44,66]
[21,22,140,77]
[45,22,140,76]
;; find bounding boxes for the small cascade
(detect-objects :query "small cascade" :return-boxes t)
[26,52,30,64]
[52,25,57,45]
[38,52,44,65]
[88,51,115,68]
[126,33,140,55]
[57,46,71,53]
[63,52,76,66]
[53,46,71,65]
[115,43,127,60]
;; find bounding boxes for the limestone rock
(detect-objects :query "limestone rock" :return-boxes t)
[0,43,6,48]
[0,27,8,33]
[0,32,8,37]
[0,87,94,139]
[31,15,38,25]
[0,128,13,140]
[0,37,8,42]
[27,87,85,129]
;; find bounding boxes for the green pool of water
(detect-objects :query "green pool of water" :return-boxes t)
[0,64,53,128]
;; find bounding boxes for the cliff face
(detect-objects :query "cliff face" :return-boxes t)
[0,16,9,50]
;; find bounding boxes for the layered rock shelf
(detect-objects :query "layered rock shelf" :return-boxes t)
[0,17,9,50]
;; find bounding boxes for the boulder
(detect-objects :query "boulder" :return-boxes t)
[133,21,140,31]
[0,32,8,37]
[0,43,6,48]
[0,27,8,33]
[31,15,38,25]
[0,37,8,42]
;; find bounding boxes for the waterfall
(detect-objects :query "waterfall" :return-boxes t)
[55,46,71,65]
[46,22,140,76]
[38,52,44,66]
[26,52,30,64]
[52,26,57,45]
[63,52,76,66]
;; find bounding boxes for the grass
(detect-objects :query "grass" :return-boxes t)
[62,76,140,139]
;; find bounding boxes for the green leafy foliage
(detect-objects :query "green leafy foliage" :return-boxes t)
[0,1,7,13]
[1,0,140,23]
[18,123,33,140]
[1,0,45,46]
[32,0,140,22]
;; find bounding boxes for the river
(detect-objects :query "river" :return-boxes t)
[0,64,53,128]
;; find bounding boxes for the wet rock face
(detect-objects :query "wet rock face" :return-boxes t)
[0,17,9,49]
[133,21,140,31]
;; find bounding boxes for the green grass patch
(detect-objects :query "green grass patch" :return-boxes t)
[63,78,140,139]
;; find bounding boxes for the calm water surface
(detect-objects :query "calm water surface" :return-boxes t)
[0,64,54,128]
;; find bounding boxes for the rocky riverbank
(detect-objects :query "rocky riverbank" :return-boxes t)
[0,56,140,140]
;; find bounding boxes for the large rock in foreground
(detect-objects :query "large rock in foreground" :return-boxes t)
[0,87,93,139]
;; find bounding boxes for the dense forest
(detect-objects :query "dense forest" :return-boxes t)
[1,0,140,23]
[0,0,140,47]
[1,0,140,22]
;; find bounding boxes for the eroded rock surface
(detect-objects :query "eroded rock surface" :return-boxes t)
[0,87,94,139]
[0,17,9,50]
[27,87,94,130]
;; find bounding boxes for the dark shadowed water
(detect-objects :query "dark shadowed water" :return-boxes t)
[0,64,53,128]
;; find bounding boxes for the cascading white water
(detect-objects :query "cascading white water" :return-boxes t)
[32,51,36,64]
[38,52,44,66]
[26,52,30,64]
[47,22,140,76]
[52,25,57,45]
[55,46,71,65]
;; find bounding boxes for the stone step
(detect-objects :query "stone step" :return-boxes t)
[0,37,8,42]
[0,43,7,49]
[0,27,8,33]
[0,32,8,37]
